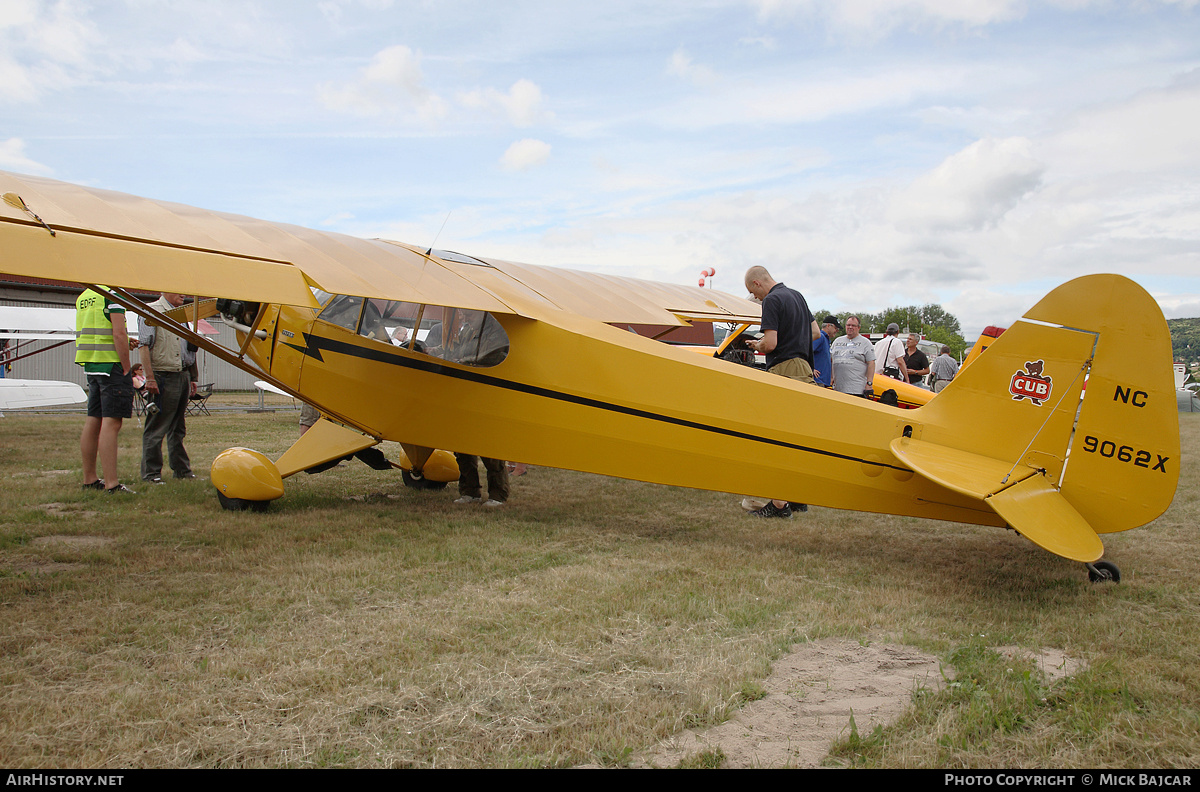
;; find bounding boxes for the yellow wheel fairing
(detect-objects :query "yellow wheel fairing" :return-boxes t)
[395,446,458,482]
[422,449,459,482]
[211,447,285,502]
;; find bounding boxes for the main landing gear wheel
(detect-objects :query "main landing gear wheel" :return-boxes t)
[402,469,448,490]
[216,491,272,512]
[211,447,284,512]
[1086,560,1121,583]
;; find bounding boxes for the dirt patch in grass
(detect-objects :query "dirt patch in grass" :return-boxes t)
[29,535,114,550]
[635,638,944,768]
[637,638,1089,768]
[36,503,100,520]
[5,558,86,575]
[3,535,115,576]
[993,646,1085,683]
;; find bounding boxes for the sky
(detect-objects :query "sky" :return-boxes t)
[2,0,1199,337]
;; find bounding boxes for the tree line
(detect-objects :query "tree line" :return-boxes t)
[800,307,1198,365]
[1167,318,1200,366]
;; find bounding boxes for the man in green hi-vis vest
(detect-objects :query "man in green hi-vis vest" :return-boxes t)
[76,287,136,494]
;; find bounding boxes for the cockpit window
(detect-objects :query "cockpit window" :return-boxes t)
[310,287,335,308]
[317,295,509,367]
[359,299,421,346]
[430,307,509,367]
[318,294,365,332]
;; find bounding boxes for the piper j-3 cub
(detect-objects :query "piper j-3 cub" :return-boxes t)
[0,171,1180,583]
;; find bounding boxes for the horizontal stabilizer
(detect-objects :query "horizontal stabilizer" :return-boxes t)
[985,474,1104,563]
[274,417,379,478]
[889,436,1038,500]
[892,436,1104,562]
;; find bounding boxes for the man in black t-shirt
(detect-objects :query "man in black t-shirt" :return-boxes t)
[742,266,820,519]
[903,333,930,388]
[743,266,819,384]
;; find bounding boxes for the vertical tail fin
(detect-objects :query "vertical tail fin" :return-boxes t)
[914,274,1178,546]
[1026,275,1180,534]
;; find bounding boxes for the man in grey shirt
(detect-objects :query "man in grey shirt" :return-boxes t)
[830,315,876,398]
[930,346,960,393]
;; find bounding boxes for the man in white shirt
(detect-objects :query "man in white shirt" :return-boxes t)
[874,323,908,382]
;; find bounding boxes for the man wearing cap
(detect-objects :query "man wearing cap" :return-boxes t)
[813,315,840,387]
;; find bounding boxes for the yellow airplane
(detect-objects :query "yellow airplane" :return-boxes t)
[0,171,1180,582]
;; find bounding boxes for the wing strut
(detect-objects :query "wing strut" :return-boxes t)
[90,285,381,440]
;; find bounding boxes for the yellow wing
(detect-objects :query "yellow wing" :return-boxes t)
[0,171,759,328]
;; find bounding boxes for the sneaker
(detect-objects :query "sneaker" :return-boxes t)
[750,502,791,519]
[105,484,137,495]
[82,480,105,491]
[483,499,505,507]
[144,476,164,485]
[453,496,482,504]
[788,502,809,513]
[174,473,198,480]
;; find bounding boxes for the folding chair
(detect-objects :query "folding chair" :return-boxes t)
[135,387,153,417]
[186,383,214,416]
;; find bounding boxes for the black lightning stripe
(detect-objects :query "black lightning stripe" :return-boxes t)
[284,333,908,472]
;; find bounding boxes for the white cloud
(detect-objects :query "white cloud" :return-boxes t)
[459,78,552,127]
[0,0,102,102]
[0,55,39,103]
[316,44,447,123]
[0,138,51,174]
[320,211,355,227]
[1045,74,1200,176]
[753,0,1032,38]
[667,47,718,87]
[662,65,966,129]
[737,35,777,50]
[0,0,37,31]
[28,0,95,66]
[161,37,207,66]
[500,138,551,171]
[892,137,1044,231]
[0,0,1192,332]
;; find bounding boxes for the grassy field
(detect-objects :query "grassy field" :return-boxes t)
[0,404,1196,768]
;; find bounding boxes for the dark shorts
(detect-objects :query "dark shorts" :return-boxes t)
[86,364,134,420]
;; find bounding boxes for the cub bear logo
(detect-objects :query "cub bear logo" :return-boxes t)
[1010,360,1052,406]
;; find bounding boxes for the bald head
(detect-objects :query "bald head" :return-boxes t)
[744,266,777,301]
